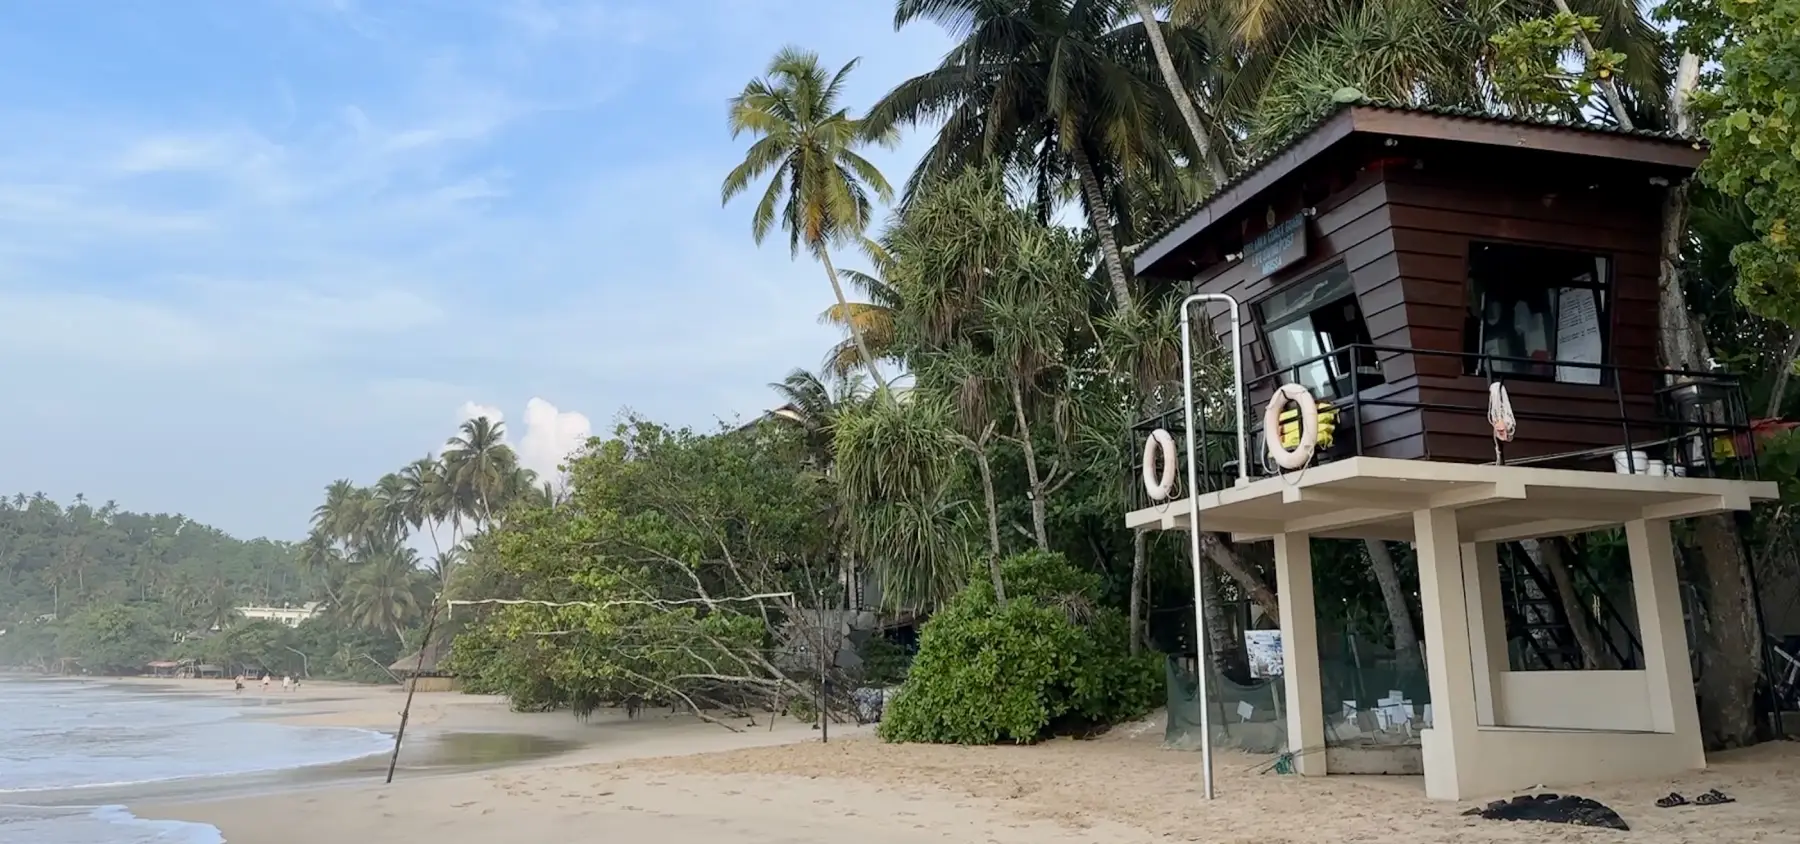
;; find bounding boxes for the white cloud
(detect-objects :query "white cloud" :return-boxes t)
[517,398,593,483]
[450,398,591,486]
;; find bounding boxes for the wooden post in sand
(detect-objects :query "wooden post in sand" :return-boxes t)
[385,597,441,784]
[816,591,829,744]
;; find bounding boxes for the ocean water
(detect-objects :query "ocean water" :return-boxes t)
[0,677,393,844]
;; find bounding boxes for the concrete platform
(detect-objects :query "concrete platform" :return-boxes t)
[1126,456,1779,543]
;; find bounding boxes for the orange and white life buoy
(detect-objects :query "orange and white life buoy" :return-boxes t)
[1263,383,1318,470]
[1142,428,1178,500]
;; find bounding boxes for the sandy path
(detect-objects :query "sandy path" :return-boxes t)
[638,734,1800,843]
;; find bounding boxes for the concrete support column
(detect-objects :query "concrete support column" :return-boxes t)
[1273,531,1326,775]
[1624,518,1705,765]
[1414,507,1480,800]
[1460,541,1506,726]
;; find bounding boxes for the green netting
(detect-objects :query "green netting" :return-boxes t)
[1165,655,1287,753]
[1164,629,1433,754]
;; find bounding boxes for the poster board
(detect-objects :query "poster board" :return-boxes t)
[1554,285,1602,384]
[1244,629,1284,678]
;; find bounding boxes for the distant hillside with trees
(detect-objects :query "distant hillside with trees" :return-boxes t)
[0,494,306,629]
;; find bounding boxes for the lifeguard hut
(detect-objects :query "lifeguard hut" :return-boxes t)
[1129,104,1778,801]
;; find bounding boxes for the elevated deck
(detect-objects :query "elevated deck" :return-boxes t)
[1127,456,1777,543]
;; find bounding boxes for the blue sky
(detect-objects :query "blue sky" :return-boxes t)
[0,0,950,540]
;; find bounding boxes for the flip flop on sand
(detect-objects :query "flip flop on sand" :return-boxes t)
[1655,793,1688,808]
[1694,789,1736,806]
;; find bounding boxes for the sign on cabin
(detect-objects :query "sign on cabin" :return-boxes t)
[1247,214,1307,278]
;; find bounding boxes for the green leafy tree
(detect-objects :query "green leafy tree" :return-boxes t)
[56,604,172,675]
[449,416,838,719]
[1695,0,1800,330]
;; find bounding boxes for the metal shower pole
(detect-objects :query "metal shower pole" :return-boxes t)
[1177,292,1246,801]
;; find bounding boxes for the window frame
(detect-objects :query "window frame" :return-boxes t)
[1463,240,1615,386]
[1254,262,1380,399]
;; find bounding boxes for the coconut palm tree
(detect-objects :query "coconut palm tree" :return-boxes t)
[1169,0,1669,153]
[723,46,897,393]
[442,417,517,528]
[340,542,428,640]
[297,531,347,605]
[1129,0,1228,183]
[397,456,453,555]
[426,546,463,593]
[869,0,1198,310]
[769,368,871,471]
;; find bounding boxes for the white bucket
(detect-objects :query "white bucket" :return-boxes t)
[1613,450,1649,474]
[1646,459,1667,477]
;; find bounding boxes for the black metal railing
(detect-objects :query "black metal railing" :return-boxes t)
[1125,342,1760,511]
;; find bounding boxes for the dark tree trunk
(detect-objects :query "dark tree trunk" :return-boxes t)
[1365,540,1421,669]
[1129,530,1147,656]
[1692,515,1765,749]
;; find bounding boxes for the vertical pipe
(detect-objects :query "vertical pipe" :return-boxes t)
[1227,297,1247,486]
[1178,292,1240,799]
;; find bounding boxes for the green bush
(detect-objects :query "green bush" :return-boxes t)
[878,550,1162,745]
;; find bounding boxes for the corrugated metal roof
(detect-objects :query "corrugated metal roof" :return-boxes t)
[1129,101,1702,275]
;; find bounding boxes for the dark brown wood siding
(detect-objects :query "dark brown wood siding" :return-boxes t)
[1191,156,1669,468]
[1382,164,1664,464]
[1195,167,1428,462]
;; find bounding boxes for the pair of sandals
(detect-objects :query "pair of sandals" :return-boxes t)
[1655,789,1735,808]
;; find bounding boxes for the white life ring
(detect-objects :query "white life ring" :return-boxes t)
[1142,428,1178,500]
[1263,383,1318,470]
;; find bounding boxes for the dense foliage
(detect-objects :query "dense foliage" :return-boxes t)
[446,418,839,718]
[0,495,305,625]
[0,415,540,680]
[1693,0,1800,328]
[879,551,1161,744]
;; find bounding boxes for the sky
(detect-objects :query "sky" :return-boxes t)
[0,0,951,541]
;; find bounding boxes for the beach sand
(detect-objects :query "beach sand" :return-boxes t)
[129,681,1800,843]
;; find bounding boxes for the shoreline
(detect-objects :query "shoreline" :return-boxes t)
[15,675,1798,842]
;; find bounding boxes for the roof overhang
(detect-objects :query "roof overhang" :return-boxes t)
[1132,105,1708,280]
[1126,457,1776,544]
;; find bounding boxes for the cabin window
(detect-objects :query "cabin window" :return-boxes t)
[1464,243,1610,385]
[1257,264,1385,398]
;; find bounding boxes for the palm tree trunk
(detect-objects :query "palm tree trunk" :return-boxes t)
[1365,540,1421,668]
[1008,380,1051,551]
[1068,142,1134,310]
[1659,52,1706,373]
[1692,513,1765,749]
[1200,532,1279,619]
[1129,530,1147,656]
[1197,553,1242,676]
[1550,0,1633,130]
[818,249,894,394]
[1130,0,1227,184]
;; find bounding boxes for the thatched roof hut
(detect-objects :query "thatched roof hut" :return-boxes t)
[389,642,451,678]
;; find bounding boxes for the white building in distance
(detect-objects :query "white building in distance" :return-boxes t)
[235,602,326,628]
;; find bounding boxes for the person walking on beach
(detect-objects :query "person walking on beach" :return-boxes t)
[282,675,293,693]
[261,674,271,694]
[234,674,245,694]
